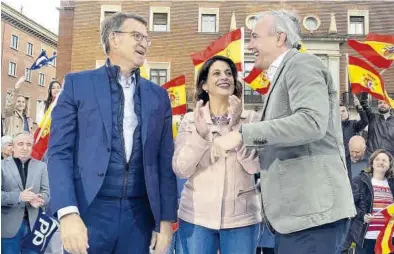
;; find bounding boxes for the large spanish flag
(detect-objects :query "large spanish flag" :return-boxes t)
[191,28,244,72]
[31,96,59,160]
[243,68,270,95]
[162,75,187,115]
[348,33,394,69]
[348,56,387,101]
[375,204,394,254]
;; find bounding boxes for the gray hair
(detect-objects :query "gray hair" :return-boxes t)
[256,10,301,49]
[12,131,33,143]
[1,135,13,148]
[100,12,148,55]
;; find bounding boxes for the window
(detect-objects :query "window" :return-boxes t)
[100,5,121,25]
[303,15,321,32]
[11,35,19,50]
[104,11,116,20]
[38,73,45,86]
[199,8,219,33]
[8,62,17,77]
[51,56,56,67]
[26,42,33,56]
[36,100,45,123]
[201,14,217,33]
[150,7,171,32]
[245,15,257,30]
[349,16,365,35]
[25,68,32,82]
[348,10,369,35]
[150,69,167,85]
[153,13,168,32]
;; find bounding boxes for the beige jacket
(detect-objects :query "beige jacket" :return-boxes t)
[3,87,33,136]
[173,104,262,230]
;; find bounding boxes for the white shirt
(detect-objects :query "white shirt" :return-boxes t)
[118,74,138,161]
[57,74,138,219]
[266,49,290,83]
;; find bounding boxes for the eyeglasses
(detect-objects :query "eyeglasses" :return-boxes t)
[114,31,152,47]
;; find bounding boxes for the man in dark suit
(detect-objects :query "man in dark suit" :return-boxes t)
[47,12,177,254]
[1,131,50,254]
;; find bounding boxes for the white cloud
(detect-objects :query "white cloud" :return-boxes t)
[2,0,60,35]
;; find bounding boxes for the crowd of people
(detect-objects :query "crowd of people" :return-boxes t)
[1,9,394,254]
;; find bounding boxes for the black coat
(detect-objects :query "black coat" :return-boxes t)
[361,100,394,157]
[347,172,394,247]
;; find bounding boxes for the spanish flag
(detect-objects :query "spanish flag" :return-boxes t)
[348,33,394,69]
[244,42,307,95]
[348,56,388,102]
[243,68,270,95]
[31,96,59,160]
[375,204,394,254]
[191,28,244,72]
[162,75,187,115]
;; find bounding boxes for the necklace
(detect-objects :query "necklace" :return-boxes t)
[211,114,230,126]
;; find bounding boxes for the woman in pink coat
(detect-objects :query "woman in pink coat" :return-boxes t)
[173,56,262,254]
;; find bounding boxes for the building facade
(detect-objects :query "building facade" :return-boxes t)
[56,0,394,110]
[1,1,58,124]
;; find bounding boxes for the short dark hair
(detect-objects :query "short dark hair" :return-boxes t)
[195,55,242,105]
[100,12,148,55]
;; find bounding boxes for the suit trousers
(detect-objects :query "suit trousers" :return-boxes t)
[275,218,350,254]
[78,196,155,254]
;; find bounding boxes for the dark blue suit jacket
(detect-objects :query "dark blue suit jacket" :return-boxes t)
[47,65,177,231]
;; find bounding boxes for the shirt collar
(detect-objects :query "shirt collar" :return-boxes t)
[105,58,138,81]
[270,49,290,69]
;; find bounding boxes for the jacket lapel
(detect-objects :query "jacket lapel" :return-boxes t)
[261,49,299,119]
[139,79,158,146]
[25,159,35,189]
[8,157,23,190]
[92,66,112,141]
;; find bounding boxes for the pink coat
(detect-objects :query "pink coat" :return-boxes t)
[172,104,262,230]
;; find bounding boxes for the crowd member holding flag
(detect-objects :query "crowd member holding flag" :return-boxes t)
[348,149,394,254]
[173,55,262,254]
[1,131,50,254]
[209,10,356,254]
[360,98,394,158]
[31,81,62,162]
[47,12,177,254]
[4,76,34,136]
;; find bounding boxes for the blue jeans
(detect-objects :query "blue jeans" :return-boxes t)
[178,219,260,254]
[275,218,351,254]
[1,219,37,254]
[164,231,183,254]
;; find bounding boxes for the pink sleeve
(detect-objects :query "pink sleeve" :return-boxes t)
[172,114,213,178]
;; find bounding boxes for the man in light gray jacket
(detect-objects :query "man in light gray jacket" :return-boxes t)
[1,131,50,254]
[211,10,356,254]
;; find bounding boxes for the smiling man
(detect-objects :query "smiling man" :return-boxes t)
[210,10,356,254]
[47,12,177,254]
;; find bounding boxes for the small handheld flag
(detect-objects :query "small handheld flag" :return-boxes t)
[29,50,57,70]
[21,209,59,253]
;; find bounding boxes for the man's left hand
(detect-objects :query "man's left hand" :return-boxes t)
[29,196,44,208]
[211,131,243,161]
[149,221,173,254]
